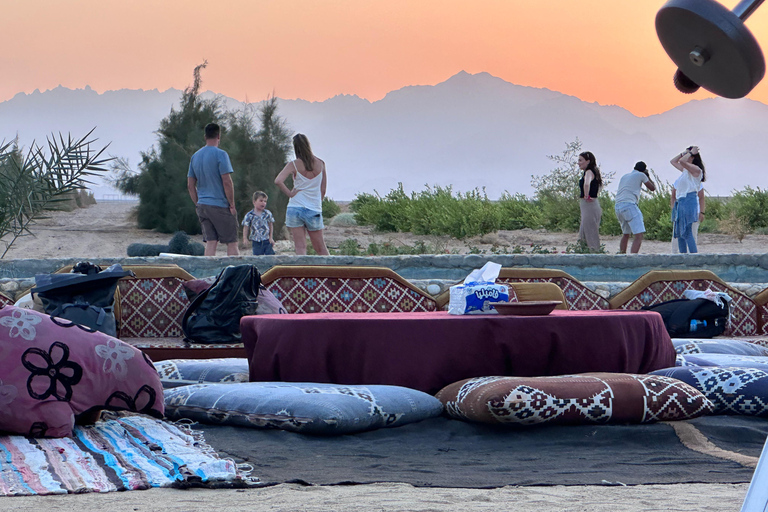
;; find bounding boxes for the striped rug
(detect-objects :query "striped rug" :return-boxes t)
[0,414,250,496]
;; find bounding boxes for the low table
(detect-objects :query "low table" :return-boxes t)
[241,310,675,394]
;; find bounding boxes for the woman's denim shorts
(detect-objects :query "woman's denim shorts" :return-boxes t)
[285,207,325,231]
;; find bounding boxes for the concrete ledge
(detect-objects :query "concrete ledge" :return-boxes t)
[2,253,768,283]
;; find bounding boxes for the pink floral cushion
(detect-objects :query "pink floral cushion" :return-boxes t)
[0,305,164,437]
[436,373,714,426]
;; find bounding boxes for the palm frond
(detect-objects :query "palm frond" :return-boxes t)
[0,129,113,258]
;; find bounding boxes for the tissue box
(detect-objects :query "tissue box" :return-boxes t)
[448,283,510,315]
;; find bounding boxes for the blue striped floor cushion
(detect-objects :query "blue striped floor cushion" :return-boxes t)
[651,366,768,417]
[163,382,444,435]
[153,359,249,389]
[676,353,768,372]
[436,373,713,426]
[673,339,768,357]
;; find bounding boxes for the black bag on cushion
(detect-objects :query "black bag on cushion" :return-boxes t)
[641,298,729,338]
[182,265,260,344]
[32,263,133,337]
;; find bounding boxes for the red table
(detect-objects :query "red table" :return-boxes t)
[241,310,675,395]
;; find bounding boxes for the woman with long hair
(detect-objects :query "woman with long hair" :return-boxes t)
[274,133,330,255]
[577,151,603,252]
[669,146,705,253]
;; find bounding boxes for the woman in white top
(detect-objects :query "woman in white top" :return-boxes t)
[274,134,330,255]
[669,146,705,253]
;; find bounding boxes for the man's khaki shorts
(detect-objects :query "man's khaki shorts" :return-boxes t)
[196,204,238,244]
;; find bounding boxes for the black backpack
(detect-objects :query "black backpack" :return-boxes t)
[32,263,133,337]
[182,265,261,344]
[641,298,729,338]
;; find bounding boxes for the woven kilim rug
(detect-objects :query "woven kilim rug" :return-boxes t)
[0,414,252,496]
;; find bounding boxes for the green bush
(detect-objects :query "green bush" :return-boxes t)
[497,193,542,230]
[334,238,361,256]
[322,197,341,219]
[598,196,621,236]
[725,187,768,231]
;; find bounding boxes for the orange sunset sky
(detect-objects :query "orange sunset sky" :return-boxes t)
[4,0,768,117]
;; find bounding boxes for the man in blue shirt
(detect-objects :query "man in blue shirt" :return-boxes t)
[187,123,240,256]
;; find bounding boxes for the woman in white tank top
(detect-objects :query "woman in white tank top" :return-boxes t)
[274,133,330,255]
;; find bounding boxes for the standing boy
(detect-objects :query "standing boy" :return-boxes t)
[187,123,239,256]
[614,161,656,254]
[242,191,276,255]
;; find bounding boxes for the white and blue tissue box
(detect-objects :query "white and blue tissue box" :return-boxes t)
[448,262,509,315]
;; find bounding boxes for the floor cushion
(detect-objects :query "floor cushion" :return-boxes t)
[153,358,249,388]
[651,366,768,417]
[673,338,768,357]
[163,382,444,435]
[676,353,768,372]
[436,373,713,426]
[0,305,164,437]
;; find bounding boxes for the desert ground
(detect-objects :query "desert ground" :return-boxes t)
[0,200,760,511]
[2,200,766,259]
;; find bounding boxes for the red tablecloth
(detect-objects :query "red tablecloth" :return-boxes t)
[241,310,675,395]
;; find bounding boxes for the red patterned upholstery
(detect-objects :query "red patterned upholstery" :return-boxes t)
[495,268,609,310]
[116,266,195,339]
[0,292,13,308]
[609,270,759,337]
[260,266,439,314]
[754,287,768,336]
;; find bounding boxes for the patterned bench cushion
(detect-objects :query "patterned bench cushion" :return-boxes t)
[676,353,768,372]
[651,366,768,417]
[153,358,249,388]
[118,277,190,338]
[754,287,768,336]
[0,306,164,437]
[264,271,438,313]
[609,271,759,337]
[436,373,713,426]
[673,338,768,357]
[163,382,444,435]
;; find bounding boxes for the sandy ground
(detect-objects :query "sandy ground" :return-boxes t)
[0,482,752,512]
[2,201,766,259]
[0,201,760,510]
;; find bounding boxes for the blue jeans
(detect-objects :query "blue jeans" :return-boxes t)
[285,207,324,231]
[252,240,275,255]
[673,192,698,253]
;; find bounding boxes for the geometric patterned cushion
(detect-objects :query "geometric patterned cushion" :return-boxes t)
[673,338,768,357]
[651,366,768,417]
[266,276,437,313]
[0,293,12,308]
[153,358,250,389]
[163,382,444,435]
[675,353,768,372]
[495,276,609,310]
[436,373,714,426]
[118,277,191,338]
[610,273,759,336]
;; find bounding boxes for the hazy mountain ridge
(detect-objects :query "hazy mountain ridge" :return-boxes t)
[1,72,765,199]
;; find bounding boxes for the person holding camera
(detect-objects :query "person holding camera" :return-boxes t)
[614,161,656,253]
[670,146,706,253]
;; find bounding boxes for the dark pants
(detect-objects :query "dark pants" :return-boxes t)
[252,240,275,256]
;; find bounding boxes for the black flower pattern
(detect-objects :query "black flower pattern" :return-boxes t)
[29,422,49,437]
[49,315,97,333]
[106,385,158,415]
[22,341,83,401]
